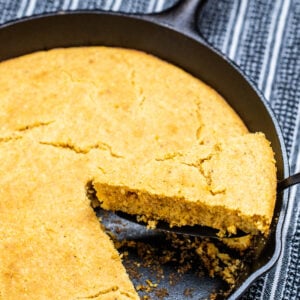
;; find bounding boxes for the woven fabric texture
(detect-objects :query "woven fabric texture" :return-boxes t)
[0,1,299,299]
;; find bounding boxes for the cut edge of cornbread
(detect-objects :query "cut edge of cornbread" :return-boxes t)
[94,133,277,237]
[95,183,270,236]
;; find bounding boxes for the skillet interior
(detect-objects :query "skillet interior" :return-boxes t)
[0,12,290,299]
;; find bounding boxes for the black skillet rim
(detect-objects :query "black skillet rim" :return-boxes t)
[0,9,290,299]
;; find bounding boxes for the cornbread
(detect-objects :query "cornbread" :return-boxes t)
[0,46,276,297]
[94,133,276,236]
[0,138,138,299]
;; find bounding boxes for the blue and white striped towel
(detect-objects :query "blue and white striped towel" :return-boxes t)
[0,1,299,299]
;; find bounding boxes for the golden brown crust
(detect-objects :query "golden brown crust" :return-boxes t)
[0,138,138,299]
[0,46,276,297]
[0,47,247,156]
[94,133,276,235]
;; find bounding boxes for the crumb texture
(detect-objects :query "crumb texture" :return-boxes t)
[95,133,276,235]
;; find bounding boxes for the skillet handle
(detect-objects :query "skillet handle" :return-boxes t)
[278,173,300,191]
[139,0,207,44]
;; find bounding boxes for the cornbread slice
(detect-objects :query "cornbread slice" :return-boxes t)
[94,133,276,236]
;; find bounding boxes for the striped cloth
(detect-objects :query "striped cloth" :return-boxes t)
[0,0,299,299]
[199,2,300,299]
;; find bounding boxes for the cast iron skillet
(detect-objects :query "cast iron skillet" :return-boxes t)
[0,0,297,298]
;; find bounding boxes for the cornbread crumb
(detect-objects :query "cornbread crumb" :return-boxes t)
[110,219,249,298]
[184,287,194,297]
[155,288,169,299]
[196,241,243,285]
